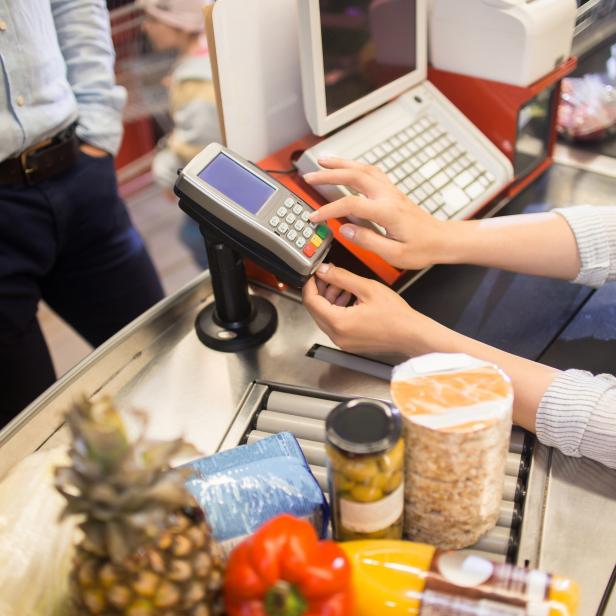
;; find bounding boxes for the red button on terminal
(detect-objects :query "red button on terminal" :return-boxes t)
[303,243,316,257]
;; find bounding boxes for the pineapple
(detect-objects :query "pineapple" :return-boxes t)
[55,396,225,616]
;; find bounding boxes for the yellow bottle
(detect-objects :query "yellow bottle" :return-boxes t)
[340,540,579,616]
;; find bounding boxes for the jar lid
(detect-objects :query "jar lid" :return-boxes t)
[326,398,402,455]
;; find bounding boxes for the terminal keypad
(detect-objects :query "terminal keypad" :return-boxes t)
[269,196,330,258]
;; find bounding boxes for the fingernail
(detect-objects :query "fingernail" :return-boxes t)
[339,225,355,240]
[308,211,319,221]
[318,156,334,164]
[318,263,330,274]
[303,172,316,181]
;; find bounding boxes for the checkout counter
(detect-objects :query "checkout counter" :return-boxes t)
[2,7,616,616]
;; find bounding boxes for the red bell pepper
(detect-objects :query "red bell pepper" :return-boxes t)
[224,514,353,616]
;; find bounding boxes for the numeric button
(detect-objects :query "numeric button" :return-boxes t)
[301,210,310,222]
[295,237,306,248]
[277,222,289,234]
[294,220,305,231]
[287,229,298,241]
[269,216,280,227]
[277,206,287,217]
[302,227,312,239]
[292,203,303,215]
[285,213,296,224]
[284,197,295,208]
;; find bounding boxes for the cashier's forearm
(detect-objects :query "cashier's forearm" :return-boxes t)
[403,321,559,433]
[441,213,581,280]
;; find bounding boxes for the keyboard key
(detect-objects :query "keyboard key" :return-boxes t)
[399,146,411,158]
[293,203,303,215]
[431,172,449,189]
[411,171,424,185]
[423,198,439,213]
[418,160,440,179]
[302,227,313,239]
[277,222,289,234]
[284,197,295,208]
[445,167,457,179]
[364,151,378,164]
[486,171,496,182]
[394,167,406,180]
[415,136,427,148]
[277,206,288,217]
[373,145,386,158]
[441,185,470,215]
[287,229,298,241]
[294,220,305,231]
[310,234,323,248]
[382,156,395,170]
[402,162,414,174]
[392,151,403,163]
[387,172,397,183]
[402,178,416,193]
[286,213,296,224]
[466,181,485,200]
[454,171,474,189]
[433,209,449,220]
[296,237,306,248]
[269,216,280,227]
[414,186,428,202]
[382,142,394,153]
[418,151,429,163]
[376,162,387,172]
[425,146,436,158]
[390,135,402,148]
[301,210,310,221]
[479,174,492,187]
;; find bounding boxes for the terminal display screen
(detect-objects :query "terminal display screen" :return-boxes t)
[198,153,276,214]
[320,0,417,115]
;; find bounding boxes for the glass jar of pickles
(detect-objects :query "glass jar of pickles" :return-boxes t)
[325,398,404,541]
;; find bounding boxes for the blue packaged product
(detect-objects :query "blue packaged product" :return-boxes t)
[184,432,328,551]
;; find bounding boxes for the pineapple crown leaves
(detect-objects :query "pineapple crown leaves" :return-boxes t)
[55,396,201,562]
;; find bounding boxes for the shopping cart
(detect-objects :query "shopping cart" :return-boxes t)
[109,1,176,183]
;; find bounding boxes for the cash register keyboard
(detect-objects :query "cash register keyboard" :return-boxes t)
[357,115,497,220]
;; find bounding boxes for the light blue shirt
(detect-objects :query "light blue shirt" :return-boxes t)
[0,0,126,160]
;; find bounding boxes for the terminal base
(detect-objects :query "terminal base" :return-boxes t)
[194,296,277,352]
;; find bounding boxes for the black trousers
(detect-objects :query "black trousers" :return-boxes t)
[0,152,164,425]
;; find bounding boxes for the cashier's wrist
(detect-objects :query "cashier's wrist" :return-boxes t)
[432,220,478,266]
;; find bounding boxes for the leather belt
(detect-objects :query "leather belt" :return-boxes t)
[0,124,80,187]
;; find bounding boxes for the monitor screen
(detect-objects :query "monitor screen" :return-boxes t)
[198,153,276,214]
[320,0,417,116]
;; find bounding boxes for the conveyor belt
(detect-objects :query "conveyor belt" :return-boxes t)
[233,383,532,564]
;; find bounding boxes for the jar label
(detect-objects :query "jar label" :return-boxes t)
[339,483,403,533]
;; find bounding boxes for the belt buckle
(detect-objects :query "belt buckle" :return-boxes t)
[19,146,38,186]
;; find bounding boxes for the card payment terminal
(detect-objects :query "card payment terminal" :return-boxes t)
[175,143,333,289]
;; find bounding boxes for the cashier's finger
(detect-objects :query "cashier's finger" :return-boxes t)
[314,263,373,301]
[317,157,390,184]
[308,195,390,226]
[302,168,382,199]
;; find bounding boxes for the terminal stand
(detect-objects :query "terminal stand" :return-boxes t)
[195,226,277,352]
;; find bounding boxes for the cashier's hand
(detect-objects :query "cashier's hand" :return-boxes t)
[304,157,450,270]
[303,263,434,355]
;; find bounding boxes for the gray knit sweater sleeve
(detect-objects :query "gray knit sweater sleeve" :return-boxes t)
[554,205,616,286]
[535,206,616,468]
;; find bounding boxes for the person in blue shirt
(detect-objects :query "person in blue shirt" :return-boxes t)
[0,0,164,424]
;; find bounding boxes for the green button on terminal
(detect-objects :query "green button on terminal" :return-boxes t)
[316,224,329,239]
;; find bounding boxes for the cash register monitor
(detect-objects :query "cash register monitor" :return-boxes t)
[297,0,514,224]
[299,0,426,137]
